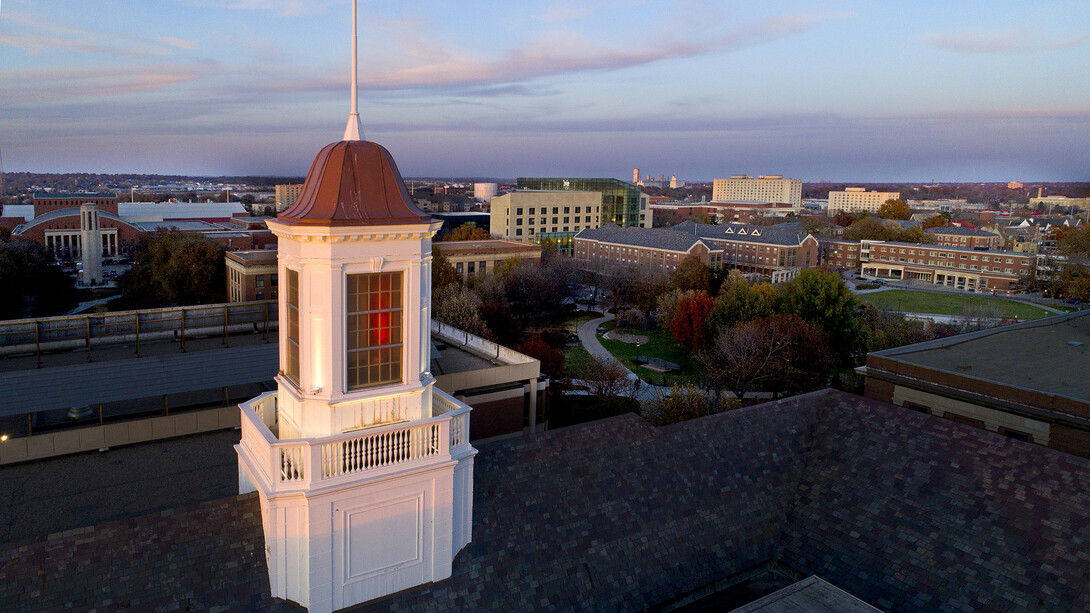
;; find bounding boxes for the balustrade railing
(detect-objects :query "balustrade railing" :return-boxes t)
[238,389,472,492]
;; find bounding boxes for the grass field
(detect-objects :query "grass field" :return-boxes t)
[858,290,1053,320]
[597,326,699,387]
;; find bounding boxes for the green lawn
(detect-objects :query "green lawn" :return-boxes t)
[858,289,1053,320]
[597,326,699,387]
[563,345,593,379]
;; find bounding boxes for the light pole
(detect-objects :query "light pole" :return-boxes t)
[635,342,641,365]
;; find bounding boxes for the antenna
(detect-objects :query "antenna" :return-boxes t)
[343,0,363,141]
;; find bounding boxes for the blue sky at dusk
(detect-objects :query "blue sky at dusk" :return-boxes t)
[2,0,1088,181]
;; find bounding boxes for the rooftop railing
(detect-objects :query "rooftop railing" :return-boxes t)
[0,300,277,363]
[238,388,471,493]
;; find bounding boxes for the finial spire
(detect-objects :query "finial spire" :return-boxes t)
[343,0,363,141]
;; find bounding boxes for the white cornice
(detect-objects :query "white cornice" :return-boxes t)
[266,219,443,243]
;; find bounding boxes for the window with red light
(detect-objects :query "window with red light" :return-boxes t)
[346,272,403,389]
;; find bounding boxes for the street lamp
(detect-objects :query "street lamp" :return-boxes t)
[635,342,642,365]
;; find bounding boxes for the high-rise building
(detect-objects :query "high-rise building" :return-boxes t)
[633,168,640,183]
[274,183,303,212]
[712,175,802,207]
[827,188,901,215]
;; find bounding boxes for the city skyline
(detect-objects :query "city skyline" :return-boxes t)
[2,0,1089,181]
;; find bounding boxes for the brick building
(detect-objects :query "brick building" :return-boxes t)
[924,226,1000,249]
[433,239,542,283]
[574,225,722,273]
[818,238,862,271]
[860,240,1034,293]
[32,192,119,216]
[225,250,279,302]
[863,310,1090,458]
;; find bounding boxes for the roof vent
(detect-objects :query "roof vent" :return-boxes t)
[956,364,972,371]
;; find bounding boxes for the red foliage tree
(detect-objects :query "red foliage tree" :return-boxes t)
[670,290,714,350]
[517,334,565,378]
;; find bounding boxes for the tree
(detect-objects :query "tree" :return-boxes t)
[432,249,460,289]
[897,226,938,245]
[843,216,901,242]
[1057,225,1090,256]
[761,315,833,398]
[442,224,490,242]
[669,257,711,293]
[669,290,714,350]
[700,318,790,401]
[706,274,774,336]
[921,215,949,230]
[580,356,634,398]
[877,199,911,220]
[777,268,860,363]
[641,384,736,426]
[432,284,488,337]
[0,237,78,319]
[517,334,565,378]
[832,211,857,227]
[117,230,226,308]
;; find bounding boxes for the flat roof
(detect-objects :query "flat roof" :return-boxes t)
[225,250,277,265]
[871,310,1090,402]
[433,240,541,256]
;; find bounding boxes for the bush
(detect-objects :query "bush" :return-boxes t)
[614,308,647,330]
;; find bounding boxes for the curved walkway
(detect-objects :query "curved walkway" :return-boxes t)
[577,313,669,400]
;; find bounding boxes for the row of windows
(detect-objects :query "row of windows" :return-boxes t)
[514,216,593,226]
[514,206,598,216]
[876,247,1026,266]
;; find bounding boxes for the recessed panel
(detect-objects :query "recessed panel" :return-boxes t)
[344,495,422,579]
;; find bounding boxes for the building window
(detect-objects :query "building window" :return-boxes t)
[271,273,278,286]
[285,269,300,385]
[256,275,265,288]
[346,272,403,390]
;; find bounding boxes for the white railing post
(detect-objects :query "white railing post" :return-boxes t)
[438,418,451,457]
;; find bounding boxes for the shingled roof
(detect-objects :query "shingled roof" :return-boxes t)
[684,221,814,247]
[575,224,719,253]
[5,389,1089,612]
[925,226,999,237]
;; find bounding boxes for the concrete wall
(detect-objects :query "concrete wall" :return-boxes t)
[0,405,239,465]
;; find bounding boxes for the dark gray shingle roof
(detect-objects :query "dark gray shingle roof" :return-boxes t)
[575,224,718,253]
[925,226,998,237]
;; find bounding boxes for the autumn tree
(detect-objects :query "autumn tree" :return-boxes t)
[761,315,833,398]
[877,199,911,220]
[843,216,901,242]
[1058,225,1090,256]
[669,257,711,293]
[700,318,790,401]
[641,384,736,426]
[442,224,490,241]
[517,334,565,378]
[832,211,857,227]
[118,230,226,308]
[921,215,949,230]
[670,290,714,350]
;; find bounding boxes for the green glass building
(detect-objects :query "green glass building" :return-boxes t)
[516,178,643,228]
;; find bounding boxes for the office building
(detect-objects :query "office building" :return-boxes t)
[827,188,901,215]
[490,189,604,253]
[225,249,279,302]
[859,240,1034,292]
[516,177,650,230]
[712,175,802,208]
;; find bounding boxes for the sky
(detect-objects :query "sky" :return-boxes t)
[1,0,1089,182]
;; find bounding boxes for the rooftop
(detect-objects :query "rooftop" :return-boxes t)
[576,224,719,253]
[4,389,1090,611]
[432,240,541,257]
[868,310,1090,404]
[225,249,278,265]
[925,226,998,237]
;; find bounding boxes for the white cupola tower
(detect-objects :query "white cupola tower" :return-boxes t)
[235,5,475,612]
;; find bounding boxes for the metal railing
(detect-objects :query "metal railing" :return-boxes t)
[0,300,277,363]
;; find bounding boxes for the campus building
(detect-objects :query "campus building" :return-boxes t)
[225,249,279,302]
[575,221,818,283]
[827,188,901,215]
[818,238,862,271]
[924,226,1001,249]
[490,189,604,253]
[859,240,1035,293]
[516,177,650,230]
[433,239,542,283]
[574,225,723,273]
[863,310,1090,458]
[712,175,802,208]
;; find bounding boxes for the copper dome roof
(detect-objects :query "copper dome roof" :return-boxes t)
[277,140,430,226]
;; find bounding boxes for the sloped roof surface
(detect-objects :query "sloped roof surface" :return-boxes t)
[925,226,998,237]
[3,390,1089,612]
[576,224,717,252]
[278,140,429,226]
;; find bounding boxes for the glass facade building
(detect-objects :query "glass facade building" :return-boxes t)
[517,178,642,228]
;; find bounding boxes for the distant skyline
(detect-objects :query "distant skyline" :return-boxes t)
[2,1,1088,182]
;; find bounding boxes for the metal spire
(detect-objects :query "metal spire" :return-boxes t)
[343,0,363,141]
